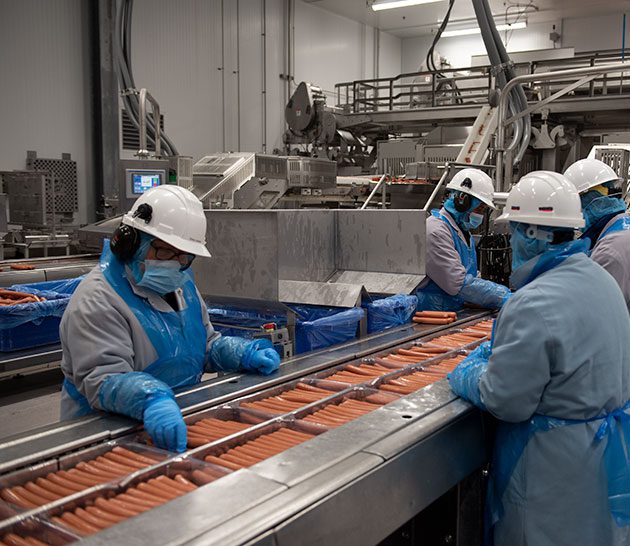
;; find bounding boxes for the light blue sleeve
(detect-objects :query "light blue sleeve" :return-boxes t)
[479,292,552,422]
[458,274,512,309]
[98,371,174,421]
[447,341,492,409]
[208,336,273,372]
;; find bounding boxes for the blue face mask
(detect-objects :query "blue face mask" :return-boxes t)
[137,260,188,295]
[444,194,484,232]
[581,193,626,230]
[462,212,484,230]
[510,223,553,271]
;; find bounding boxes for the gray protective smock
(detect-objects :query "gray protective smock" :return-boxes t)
[59,265,219,419]
[417,208,470,295]
[480,253,630,546]
[591,213,630,311]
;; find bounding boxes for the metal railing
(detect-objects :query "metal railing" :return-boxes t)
[335,49,630,114]
[495,62,629,190]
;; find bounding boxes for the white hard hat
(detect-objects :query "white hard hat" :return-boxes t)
[446,168,496,209]
[123,185,211,258]
[496,171,585,229]
[563,158,622,194]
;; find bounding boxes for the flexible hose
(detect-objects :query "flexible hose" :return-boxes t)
[115,0,178,156]
[472,0,530,164]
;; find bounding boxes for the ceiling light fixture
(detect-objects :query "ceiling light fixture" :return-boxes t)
[441,21,527,37]
[371,0,445,12]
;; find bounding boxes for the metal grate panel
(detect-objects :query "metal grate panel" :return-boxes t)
[26,151,78,214]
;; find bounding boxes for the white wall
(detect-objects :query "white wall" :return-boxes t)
[0,0,93,223]
[0,0,402,225]
[563,13,628,53]
[293,1,401,98]
[131,0,399,157]
[401,12,629,73]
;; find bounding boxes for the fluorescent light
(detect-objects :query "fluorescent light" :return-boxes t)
[441,21,526,37]
[371,0,444,11]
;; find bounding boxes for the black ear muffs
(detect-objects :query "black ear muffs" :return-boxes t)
[454,177,474,212]
[110,204,154,262]
[110,223,141,261]
[454,191,473,213]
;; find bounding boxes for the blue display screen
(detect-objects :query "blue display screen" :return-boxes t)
[132,173,161,194]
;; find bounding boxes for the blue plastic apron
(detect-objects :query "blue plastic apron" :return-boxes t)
[63,241,207,416]
[485,402,630,546]
[416,209,478,312]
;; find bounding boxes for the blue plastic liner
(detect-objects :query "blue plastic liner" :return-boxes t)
[363,294,418,334]
[207,302,365,354]
[291,305,364,354]
[206,303,286,329]
[0,284,73,351]
[10,275,85,296]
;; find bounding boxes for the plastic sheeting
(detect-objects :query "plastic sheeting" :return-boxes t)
[292,305,364,354]
[10,276,85,296]
[0,285,70,330]
[205,301,366,355]
[363,294,418,334]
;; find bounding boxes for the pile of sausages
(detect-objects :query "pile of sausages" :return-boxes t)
[204,429,315,471]
[0,533,48,546]
[0,448,160,510]
[413,311,457,325]
[186,418,251,448]
[51,474,204,536]
[302,399,383,428]
[240,383,334,415]
[379,355,466,395]
[0,289,46,307]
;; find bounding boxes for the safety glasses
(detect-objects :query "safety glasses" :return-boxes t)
[150,241,195,270]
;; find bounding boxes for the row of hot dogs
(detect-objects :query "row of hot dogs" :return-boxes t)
[0,319,493,544]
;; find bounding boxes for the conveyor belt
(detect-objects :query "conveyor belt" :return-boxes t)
[0,255,98,287]
[0,311,493,545]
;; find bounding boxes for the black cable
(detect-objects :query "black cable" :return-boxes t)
[425,0,463,104]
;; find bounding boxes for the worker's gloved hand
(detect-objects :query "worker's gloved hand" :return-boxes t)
[458,274,511,309]
[143,395,187,453]
[447,350,489,410]
[241,339,280,375]
[472,340,492,360]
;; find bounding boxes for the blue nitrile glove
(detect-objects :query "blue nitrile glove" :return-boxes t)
[242,346,281,375]
[143,395,187,453]
[447,347,489,409]
[458,274,511,309]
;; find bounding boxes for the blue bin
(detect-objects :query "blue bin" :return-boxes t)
[0,284,73,352]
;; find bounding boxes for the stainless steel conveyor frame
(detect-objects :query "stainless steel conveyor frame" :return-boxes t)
[0,311,493,546]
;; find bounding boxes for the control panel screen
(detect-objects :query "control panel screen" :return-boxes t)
[132,172,162,194]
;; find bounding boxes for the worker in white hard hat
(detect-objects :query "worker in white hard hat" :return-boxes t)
[448,171,630,546]
[59,185,280,452]
[564,158,630,309]
[415,168,511,311]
